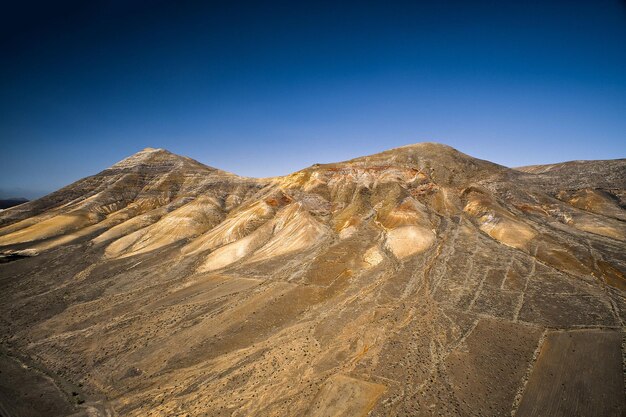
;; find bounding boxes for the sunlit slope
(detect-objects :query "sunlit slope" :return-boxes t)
[0,148,263,252]
[0,143,624,417]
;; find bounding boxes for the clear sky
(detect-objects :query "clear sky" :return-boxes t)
[1,0,625,198]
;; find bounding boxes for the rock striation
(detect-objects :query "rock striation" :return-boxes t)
[0,143,624,416]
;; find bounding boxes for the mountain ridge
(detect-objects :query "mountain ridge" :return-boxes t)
[0,142,624,417]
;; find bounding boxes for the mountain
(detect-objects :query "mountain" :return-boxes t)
[0,143,624,417]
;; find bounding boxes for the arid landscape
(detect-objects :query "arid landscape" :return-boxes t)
[0,143,624,416]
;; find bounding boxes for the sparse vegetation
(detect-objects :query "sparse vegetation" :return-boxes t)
[0,144,624,416]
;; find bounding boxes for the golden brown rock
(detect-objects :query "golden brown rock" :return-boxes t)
[0,143,624,416]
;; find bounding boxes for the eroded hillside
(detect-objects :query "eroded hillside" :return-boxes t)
[0,143,624,416]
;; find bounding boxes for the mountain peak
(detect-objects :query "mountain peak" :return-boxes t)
[109,147,212,172]
[0,143,624,416]
[300,141,508,187]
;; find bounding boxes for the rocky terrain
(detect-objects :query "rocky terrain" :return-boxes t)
[0,143,624,416]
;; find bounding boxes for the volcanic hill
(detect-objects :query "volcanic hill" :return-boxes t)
[0,143,624,416]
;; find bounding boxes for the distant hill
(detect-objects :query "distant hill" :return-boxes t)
[0,197,28,209]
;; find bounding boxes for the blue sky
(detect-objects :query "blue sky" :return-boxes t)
[1,0,625,198]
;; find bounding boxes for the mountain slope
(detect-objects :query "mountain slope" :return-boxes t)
[0,148,264,253]
[0,143,624,417]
